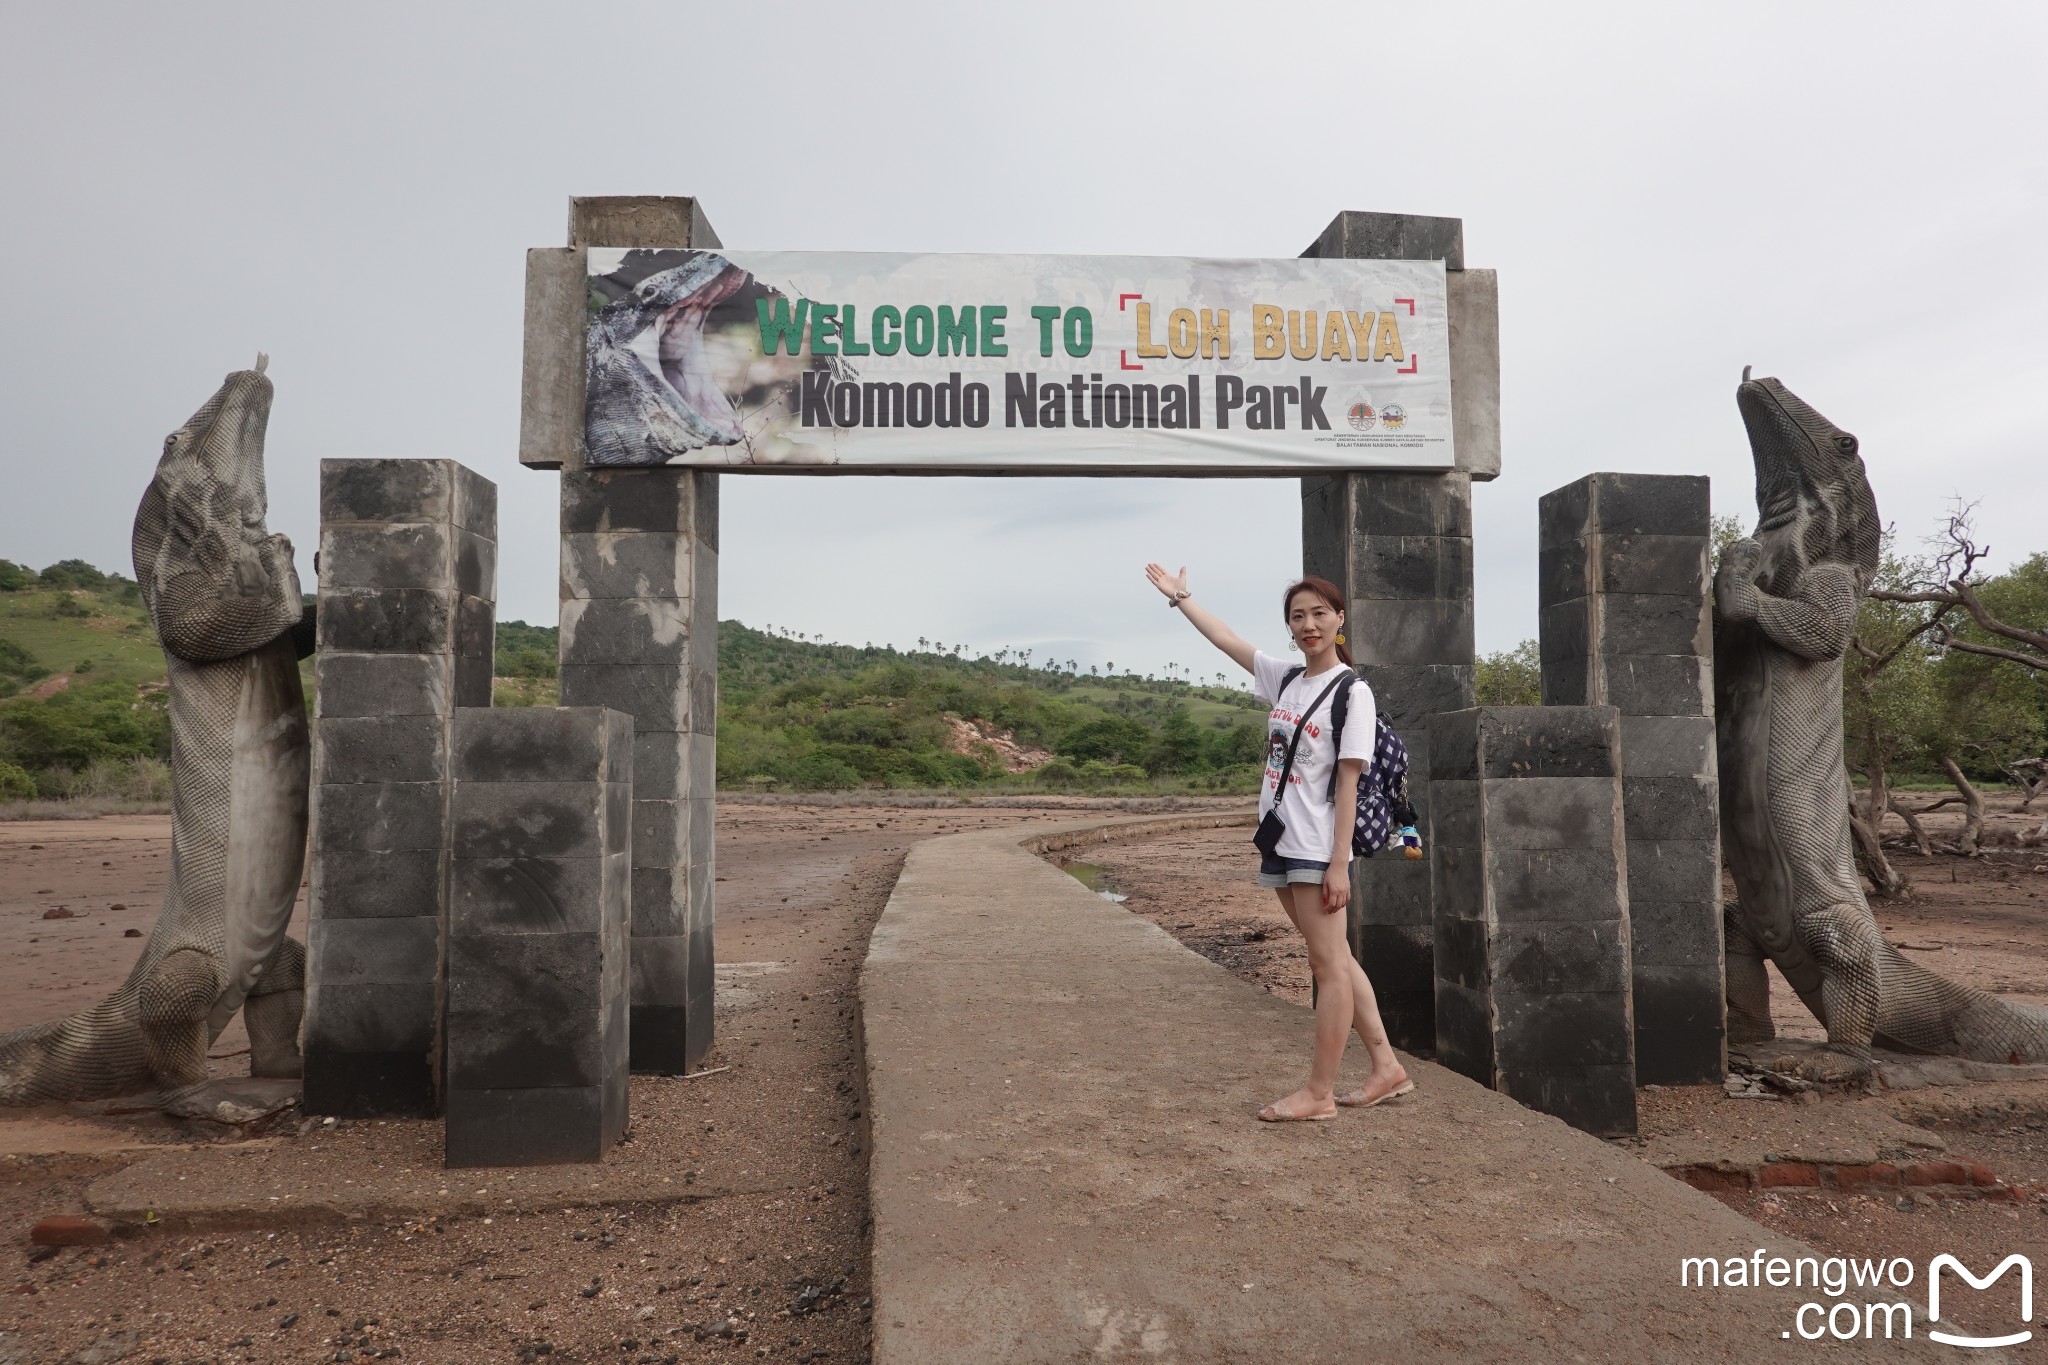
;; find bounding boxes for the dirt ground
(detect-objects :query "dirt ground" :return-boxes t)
[9,789,2048,1358]
[1081,792,2048,1342]
[1,799,1241,1364]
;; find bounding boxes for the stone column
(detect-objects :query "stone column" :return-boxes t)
[559,472,718,1074]
[1538,474,1723,1085]
[1428,705,1637,1136]
[445,708,631,1167]
[534,196,721,1075]
[304,459,496,1117]
[1302,472,1474,1052]
[1300,210,1498,1055]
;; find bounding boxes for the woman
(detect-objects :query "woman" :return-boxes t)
[1145,564,1413,1121]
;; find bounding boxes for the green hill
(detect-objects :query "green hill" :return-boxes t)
[0,560,1267,798]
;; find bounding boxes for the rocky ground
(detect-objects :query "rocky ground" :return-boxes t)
[8,789,2048,1358]
[0,799,1230,1364]
[1082,791,2048,1337]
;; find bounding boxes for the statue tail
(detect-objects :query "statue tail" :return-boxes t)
[1875,944,2048,1064]
[0,1002,151,1106]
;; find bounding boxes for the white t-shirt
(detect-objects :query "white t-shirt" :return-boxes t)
[1251,650,1376,864]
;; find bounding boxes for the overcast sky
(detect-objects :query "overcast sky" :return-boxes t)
[5,3,2045,680]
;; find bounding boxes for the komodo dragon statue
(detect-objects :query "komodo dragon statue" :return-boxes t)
[1715,369,2048,1072]
[0,356,312,1115]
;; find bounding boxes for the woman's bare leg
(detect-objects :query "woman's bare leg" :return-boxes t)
[1337,954,1409,1103]
[1259,883,1358,1118]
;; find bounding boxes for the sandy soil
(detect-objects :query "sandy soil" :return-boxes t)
[1,800,1242,1364]
[8,788,2048,1358]
[1080,793,2048,1342]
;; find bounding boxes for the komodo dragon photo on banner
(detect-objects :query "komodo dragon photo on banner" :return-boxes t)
[0,357,312,1116]
[1715,369,2048,1072]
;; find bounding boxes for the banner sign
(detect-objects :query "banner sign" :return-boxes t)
[583,249,1454,472]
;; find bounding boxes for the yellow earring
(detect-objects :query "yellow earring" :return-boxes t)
[1335,633,1346,645]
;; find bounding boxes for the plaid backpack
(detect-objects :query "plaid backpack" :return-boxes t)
[1281,665,1421,858]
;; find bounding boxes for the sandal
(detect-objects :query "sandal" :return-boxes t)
[1337,1078,1416,1108]
[1256,1099,1338,1123]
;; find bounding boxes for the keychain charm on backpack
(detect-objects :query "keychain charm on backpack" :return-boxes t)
[1397,824,1422,859]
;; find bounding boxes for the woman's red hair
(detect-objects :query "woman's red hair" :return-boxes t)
[1281,576,1352,667]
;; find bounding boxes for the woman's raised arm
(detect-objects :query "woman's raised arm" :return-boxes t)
[1144,563,1257,674]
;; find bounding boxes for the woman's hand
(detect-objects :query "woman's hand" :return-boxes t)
[1144,563,1188,602]
[1321,862,1350,915]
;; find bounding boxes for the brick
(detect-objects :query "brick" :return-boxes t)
[561,531,692,600]
[31,1215,111,1247]
[1357,663,1474,726]
[1676,1166,1752,1193]
[1497,1064,1636,1137]
[453,707,617,785]
[320,458,452,525]
[445,1085,619,1167]
[1759,1162,1821,1189]
[454,594,494,661]
[1589,534,1708,597]
[451,464,498,538]
[318,588,454,655]
[1492,921,1630,995]
[450,856,603,935]
[319,522,453,591]
[303,1049,435,1119]
[1349,534,1473,602]
[303,981,436,1053]
[454,529,496,599]
[312,848,443,920]
[1350,597,1475,668]
[314,652,452,719]
[1602,654,1709,718]
[1432,980,1493,1083]
[318,714,447,786]
[1618,717,1716,780]
[560,468,699,534]
[1432,912,1491,992]
[315,782,445,853]
[309,917,440,987]
[630,934,689,1011]
[1595,594,1711,658]
[1493,991,1634,1072]
[1622,776,1717,842]
[1902,1161,1973,1187]
[559,664,693,732]
[559,596,693,668]
[1487,846,1627,922]
[451,782,605,860]
[1482,778,1622,852]
[1828,1163,1901,1190]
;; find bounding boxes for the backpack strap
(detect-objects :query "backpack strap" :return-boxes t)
[1280,664,1305,691]
[1323,671,1357,802]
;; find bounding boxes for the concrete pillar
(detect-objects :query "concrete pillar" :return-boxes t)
[1538,474,1724,1085]
[1302,472,1474,1053]
[539,185,722,1075]
[445,708,631,1167]
[559,471,718,1074]
[1300,211,1497,1055]
[304,459,496,1117]
[1428,705,1637,1136]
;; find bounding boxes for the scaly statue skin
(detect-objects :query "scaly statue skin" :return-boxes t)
[0,358,312,1112]
[1715,372,2048,1069]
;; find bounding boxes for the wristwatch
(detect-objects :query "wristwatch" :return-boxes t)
[1168,590,1191,608]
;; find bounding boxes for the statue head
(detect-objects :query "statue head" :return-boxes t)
[1736,369,1880,591]
[153,354,277,537]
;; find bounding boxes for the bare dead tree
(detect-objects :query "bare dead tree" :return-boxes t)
[1869,505,2048,672]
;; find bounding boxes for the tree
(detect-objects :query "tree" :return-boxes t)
[1844,532,1952,894]
[1476,640,1541,706]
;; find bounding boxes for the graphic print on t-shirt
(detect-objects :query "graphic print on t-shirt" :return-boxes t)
[1249,649,1377,864]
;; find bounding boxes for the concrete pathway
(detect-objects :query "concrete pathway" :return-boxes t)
[860,817,1937,1362]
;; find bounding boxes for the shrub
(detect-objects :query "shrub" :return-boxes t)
[0,681,170,772]
[0,759,35,800]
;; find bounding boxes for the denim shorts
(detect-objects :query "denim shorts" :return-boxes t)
[1256,853,1329,888]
